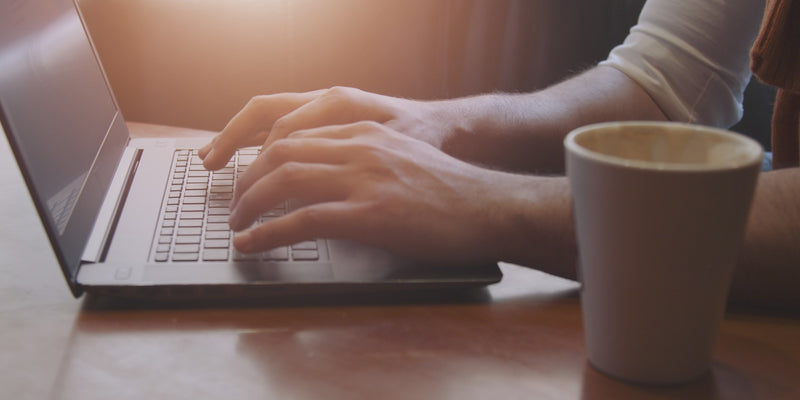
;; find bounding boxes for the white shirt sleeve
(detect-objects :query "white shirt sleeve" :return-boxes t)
[599,0,764,128]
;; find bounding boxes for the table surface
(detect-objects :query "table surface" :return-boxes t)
[1,122,798,400]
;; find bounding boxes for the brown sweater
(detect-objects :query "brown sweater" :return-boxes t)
[750,0,800,169]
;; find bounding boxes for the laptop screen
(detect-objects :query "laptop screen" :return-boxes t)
[0,0,127,285]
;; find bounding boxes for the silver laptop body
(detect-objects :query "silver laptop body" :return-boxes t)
[0,0,501,299]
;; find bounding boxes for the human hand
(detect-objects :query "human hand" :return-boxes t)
[199,87,453,171]
[227,121,522,264]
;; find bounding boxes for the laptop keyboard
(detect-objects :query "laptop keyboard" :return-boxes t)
[150,149,326,263]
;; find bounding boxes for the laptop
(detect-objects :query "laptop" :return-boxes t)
[0,0,501,299]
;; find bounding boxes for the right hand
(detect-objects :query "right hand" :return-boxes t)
[225,120,527,265]
[198,86,454,170]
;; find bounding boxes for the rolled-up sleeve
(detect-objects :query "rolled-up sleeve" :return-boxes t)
[599,0,764,128]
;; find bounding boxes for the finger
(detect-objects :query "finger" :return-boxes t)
[261,87,391,150]
[233,201,362,253]
[202,91,323,170]
[198,138,217,159]
[229,162,352,231]
[198,132,267,160]
[233,132,363,208]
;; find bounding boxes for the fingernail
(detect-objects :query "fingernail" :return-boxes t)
[233,231,252,252]
[198,145,210,158]
[201,150,215,169]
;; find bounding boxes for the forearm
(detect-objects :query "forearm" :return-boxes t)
[432,66,668,173]
[730,167,800,309]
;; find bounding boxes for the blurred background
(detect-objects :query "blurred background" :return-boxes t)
[77,0,774,149]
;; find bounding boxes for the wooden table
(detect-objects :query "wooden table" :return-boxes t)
[1,123,798,400]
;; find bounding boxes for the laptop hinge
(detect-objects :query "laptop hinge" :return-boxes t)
[81,147,141,263]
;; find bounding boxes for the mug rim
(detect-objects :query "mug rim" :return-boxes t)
[564,121,764,172]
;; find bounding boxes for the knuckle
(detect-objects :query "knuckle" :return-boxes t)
[264,138,295,162]
[275,161,305,183]
[247,95,270,109]
[324,86,351,98]
[321,86,357,107]
[270,115,292,136]
[353,120,384,133]
[351,144,389,169]
[295,206,325,228]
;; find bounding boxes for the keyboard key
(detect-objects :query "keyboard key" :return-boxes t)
[207,215,229,224]
[154,252,169,262]
[176,236,201,244]
[204,239,229,249]
[181,204,205,212]
[205,231,230,240]
[185,183,208,190]
[206,223,229,231]
[177,227,202,236]
[292,249,319,261]
[292,241,318,250]
[210,186,233,193]
[178,220,203,228]
[203,249,229,261]
[208,207,230,215]
[183,190,207,197]
[174,244,200,253]
[263,247,289,261]
[172,253,199,262]
[209,200,230,208]
[182,197,206,204]
[180,211,204,220]
[233,250,259,261]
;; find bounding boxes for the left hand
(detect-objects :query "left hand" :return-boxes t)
[227,121,523,264]
[199,87,453,171]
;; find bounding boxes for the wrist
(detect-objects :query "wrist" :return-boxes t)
[429,94,518,163]
[487,174,578,280]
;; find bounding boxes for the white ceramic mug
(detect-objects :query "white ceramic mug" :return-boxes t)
[565,121,763,385]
